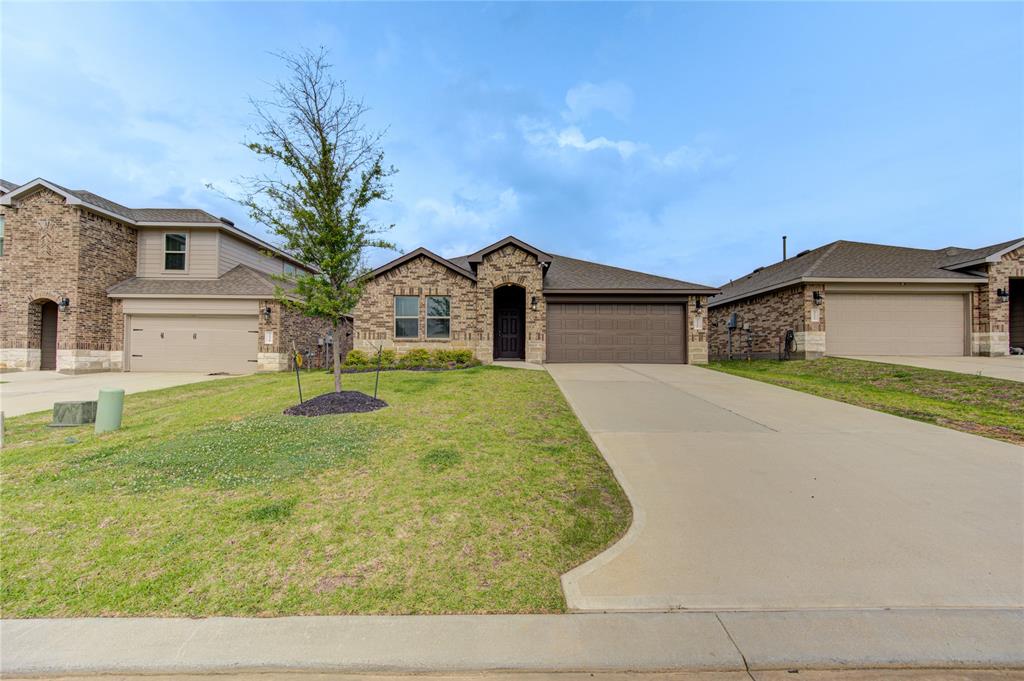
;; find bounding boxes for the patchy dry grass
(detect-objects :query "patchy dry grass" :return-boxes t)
[0,367,630,617]
[708,358,1024,445]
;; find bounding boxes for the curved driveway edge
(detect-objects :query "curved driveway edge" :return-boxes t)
[3,610,1022,674]
[550,364,1024,612]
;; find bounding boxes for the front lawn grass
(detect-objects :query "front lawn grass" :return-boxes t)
[708,358,1024,445]
[1,367,630,617]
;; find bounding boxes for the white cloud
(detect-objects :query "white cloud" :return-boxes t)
[519,119,640,159]
[563,80,633,122]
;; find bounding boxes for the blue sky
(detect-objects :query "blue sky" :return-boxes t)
[3,2,1021,285]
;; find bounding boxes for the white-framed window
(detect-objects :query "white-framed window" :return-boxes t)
[283,262,298,278]
[395,296,419,338]
[426,296,451,339]
[164,233,187,271]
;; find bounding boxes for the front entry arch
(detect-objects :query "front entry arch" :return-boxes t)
[493,284,525,360]
[38,300,58,370]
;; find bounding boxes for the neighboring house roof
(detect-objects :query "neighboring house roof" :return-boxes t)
[0,179,19,194]
[711,239,996,308]
[108,264,280,298]
[0,178,309,269]
[939,237,1024,269]
[365,236,718,294]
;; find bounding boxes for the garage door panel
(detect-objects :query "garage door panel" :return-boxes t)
[547,303,686,363]
[826,294,965,356]
[130,315,258,373]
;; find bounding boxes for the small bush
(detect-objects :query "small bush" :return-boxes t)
[343,349,371,367]
[379,349,398,366]
[399,348,433,368]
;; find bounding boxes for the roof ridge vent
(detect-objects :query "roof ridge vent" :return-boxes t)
[219,217,235,227]
[795,249,811,258]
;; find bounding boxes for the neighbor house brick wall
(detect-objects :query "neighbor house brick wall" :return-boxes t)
[708,283,825,359]
[352,244,548,364]
[972,246,1024,356]
[256,299,341,371]
[0,188,137,372]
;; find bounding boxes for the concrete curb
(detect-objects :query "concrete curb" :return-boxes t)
[2,610,1021,675]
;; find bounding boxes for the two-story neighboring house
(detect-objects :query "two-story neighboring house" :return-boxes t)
[0,178,346,374]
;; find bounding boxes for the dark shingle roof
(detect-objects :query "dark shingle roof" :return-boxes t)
[69,189,219,224]
[542,254,716,291]
[108,265,280,297]
[938,237,1024,268]
[0,179,19,193]
[711,240,991,307]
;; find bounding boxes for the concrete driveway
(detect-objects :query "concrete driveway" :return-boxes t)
[0,371,236,418]
[549,363,1024,612]
[839,355,1024,382]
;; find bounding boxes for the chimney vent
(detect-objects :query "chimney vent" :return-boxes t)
[782,235,788,261]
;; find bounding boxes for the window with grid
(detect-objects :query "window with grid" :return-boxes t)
[164,233,187,270]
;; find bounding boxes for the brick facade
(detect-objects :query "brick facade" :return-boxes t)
[708,284,826,360]
[256,299,346,371]
[973,246,1024,356]
[0,188,137,372]
[353,244,548,364]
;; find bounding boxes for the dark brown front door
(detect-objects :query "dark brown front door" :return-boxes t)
[493,286,525,360]
[40,301,58,370]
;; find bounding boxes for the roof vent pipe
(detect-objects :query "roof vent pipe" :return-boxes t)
[782,235,787,261]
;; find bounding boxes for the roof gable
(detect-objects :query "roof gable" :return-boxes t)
[465,236,552,265]
[365,247,476,281]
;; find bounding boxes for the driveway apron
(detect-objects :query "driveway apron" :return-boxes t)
[549,364,1024,612]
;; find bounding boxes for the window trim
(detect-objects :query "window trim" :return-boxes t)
[283,262,298,278]
[426,295,451,339]
[163,231,189,273]
[394,295,420,339]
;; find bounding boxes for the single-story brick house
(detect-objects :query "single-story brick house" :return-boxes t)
[353,236,718,364]
[0,178,344,374]
[708,238,1024,359]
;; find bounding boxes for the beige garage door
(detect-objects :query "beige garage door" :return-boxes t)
[827,293,966,356]
[129,315,259,373]
[547,303,685,363]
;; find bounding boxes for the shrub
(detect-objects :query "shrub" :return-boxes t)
[398,348,432,368]
[379,349,398,366]
[432,349,474,365]
[343,349,370,367]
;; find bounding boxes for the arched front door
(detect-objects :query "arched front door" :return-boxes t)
[39,300,58,370]
[493,284,525,360]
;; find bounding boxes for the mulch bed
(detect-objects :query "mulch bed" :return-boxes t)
[283,391,388,417]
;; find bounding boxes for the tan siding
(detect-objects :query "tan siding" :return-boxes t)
[218,234,284,276]
[136,228,219,278]
[121,298,258,315]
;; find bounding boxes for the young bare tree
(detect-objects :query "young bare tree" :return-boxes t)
[235,48,395,393]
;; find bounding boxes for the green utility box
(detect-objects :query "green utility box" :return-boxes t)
[49,401,97,427]
[95,389,125,434]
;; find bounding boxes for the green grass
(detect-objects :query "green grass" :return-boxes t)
[0,367,630,617]
[708,358,1024,445]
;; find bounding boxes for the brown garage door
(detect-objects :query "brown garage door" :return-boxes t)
[128,315,259,373]
[826,293,966,356]
[547,303,686,363]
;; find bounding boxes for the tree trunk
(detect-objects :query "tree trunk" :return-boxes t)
[332,320,342,393]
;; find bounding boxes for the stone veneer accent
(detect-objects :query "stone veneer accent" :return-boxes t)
[353,244,548,364]
[256,299,345,372]
[0,188,137,373]
[708,283,826,360]
[687,295,710,364]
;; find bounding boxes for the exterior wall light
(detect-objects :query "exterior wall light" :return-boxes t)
[57,297,70,313]
[812,291,824,306]
[530,295,538,311]
[694,299,703,312]
[996,288,1010,304]
[262,305,273,321]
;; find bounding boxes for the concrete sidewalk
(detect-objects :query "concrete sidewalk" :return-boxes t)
[2,610,1021,675]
